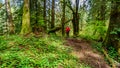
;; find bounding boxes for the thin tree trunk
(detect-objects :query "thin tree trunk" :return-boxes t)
[61,0,65,36]
[51,0,55,29]
[20,0,31,35]
[72,13,76,36]
[35,0,38,34]
[44,0,47,31]
[5,0,14,34]
[76,0,79,36]
[48,0,51,29]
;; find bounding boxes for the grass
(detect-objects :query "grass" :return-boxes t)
[0,35,91,68]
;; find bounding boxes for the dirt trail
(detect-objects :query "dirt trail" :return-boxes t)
[65,38,110,68]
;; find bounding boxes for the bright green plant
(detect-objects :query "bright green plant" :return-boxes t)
[0,35,91,68]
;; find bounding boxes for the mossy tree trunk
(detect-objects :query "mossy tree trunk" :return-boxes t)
[103,1,120,55]
[20,0,31,35]
[51,0,55,29]
[61,0,66,36]
[5,0,14,34]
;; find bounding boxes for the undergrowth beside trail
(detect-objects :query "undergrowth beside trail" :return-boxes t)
[0,35,91,68]
[91,41,120,64]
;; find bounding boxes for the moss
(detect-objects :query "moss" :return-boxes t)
[20,0,31,35]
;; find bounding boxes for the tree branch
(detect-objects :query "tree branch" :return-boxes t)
[66,0,75,13]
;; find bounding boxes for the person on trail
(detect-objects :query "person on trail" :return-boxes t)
[66,26,70,37]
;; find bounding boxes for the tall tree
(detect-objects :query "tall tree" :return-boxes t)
[5,0,14,34]
[20,0,31,35]
[51,0,55,29]
[61,0,66,36]
[103,1,120,54]
[67,0,80,37]
[30,0,38,34]
[44,0,47,31]
[75,0,80,36]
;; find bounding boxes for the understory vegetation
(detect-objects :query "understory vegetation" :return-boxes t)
[0,35,91,68]
[90,39,120,67]
[0,0,120,68]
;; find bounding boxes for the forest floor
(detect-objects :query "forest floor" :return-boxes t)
[65,38,110,68]
[1,35,116,68]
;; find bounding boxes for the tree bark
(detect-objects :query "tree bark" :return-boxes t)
[51,0,55,29]
[61,0,66,36]
[103,1,120,55]
[72,13,79,37]
[44,0,47,31]
[20,0,31,35]
[76,0,79,36]
[5,0,14,34]
[72,0,79,37]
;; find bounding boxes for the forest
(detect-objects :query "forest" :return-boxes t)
[0,0,120,68]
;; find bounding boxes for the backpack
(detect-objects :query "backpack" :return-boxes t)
[66,27,70,32]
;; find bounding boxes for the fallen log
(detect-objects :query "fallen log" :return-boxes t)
[48,19,72,34]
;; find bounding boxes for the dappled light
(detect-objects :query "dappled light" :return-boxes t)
[0,0,120,68]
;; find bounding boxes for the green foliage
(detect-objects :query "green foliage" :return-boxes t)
[80,20,107,41]
[0,3,2,8]
[0,6,8,34]
[91,42,103,52]
[91,41,120,63]
[0,36,8,51]
[107,46,120,62]
[110,28,120,35]
[38,19,45,27]
[13,7,23,33]
[0,35,91,68]
[110,31,117,35]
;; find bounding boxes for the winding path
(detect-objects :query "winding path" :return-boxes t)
[65,38,110,68]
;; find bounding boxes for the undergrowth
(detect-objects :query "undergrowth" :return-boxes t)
[0,35,91,68]
[91,41,120,63]
[107,46,120,63]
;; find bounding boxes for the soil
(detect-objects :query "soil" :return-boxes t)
[65,38,111,68]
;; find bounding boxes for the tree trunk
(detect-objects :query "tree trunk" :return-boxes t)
[48,0,51,29]
[72,13,79,36]
[5,0,14,34]
[35,0,38,34]
[103,1,120,54]
[44,0,47,31]
[20,0,31,35]
[61,0,65,36]
[51,0,55,29]
[72,0,79,37]
[76,0,79,36]
[30,0,40,34]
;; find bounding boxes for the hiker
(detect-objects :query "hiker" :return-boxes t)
[66,26,70,37]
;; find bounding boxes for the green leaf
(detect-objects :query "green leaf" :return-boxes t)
[110,31,117,34]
